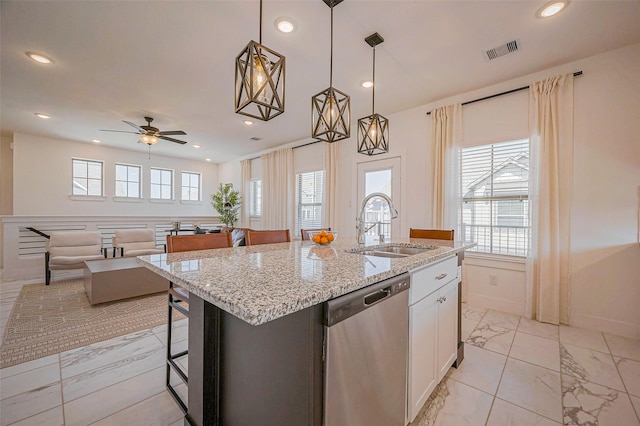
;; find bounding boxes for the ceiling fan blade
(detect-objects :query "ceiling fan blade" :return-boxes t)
[159,135,188,145]
[99,129,139,134]
[158,130,187,136]
[123,120,145,132]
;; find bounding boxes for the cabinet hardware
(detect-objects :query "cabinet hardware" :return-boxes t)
[435,273,447,280]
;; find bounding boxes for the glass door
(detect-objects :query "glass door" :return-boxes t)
[357,157,401,242]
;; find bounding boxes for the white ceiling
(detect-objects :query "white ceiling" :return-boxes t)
[2,0,640,163]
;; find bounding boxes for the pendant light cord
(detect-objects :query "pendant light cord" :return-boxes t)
[259,0,262,44]
[330,5,334,88]
[372,46,376,114]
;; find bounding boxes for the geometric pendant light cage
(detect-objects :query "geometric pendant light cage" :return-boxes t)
[312,0,351,143]
[235,0,286,121]
[357,32,389,155]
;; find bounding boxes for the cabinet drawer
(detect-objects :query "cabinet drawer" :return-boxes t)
[409,256,457,305]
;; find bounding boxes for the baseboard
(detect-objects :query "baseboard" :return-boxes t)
[466,293,524,316]
[571,313,640,340]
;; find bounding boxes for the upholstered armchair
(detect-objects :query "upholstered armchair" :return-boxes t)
[112,229,165,257]
[45,231,105,285]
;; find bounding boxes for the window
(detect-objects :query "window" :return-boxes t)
[115,163,141,198]
[460,139,530,256]
[150,168,173,200]
[295,171,324,237]
[249,179,262,216]
[363,168,393,240]
[181,171,201,201]
[72,158,103,196]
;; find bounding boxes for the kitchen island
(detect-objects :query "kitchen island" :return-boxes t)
[138,238,473,426]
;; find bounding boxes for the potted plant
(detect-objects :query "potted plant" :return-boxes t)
[211,183,241,228]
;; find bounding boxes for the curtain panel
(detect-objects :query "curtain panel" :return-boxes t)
[240,159,252,228]
[527,73,574,325]
[261,147,294,231]
[324,142,338,229]
[430,104,462,232]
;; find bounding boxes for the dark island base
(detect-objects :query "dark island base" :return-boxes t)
[187,294,324,426]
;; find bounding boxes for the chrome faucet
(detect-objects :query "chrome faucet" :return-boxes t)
[356,192,399,245]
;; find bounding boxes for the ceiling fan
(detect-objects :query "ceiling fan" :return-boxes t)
[100,116,187,145]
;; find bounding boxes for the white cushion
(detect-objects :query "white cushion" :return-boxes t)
[124,248,165,257]
[49,254,105,270]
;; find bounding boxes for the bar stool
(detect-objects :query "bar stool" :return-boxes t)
[165,232,233,413]
[409,228,455,240]
[244,229,291,245]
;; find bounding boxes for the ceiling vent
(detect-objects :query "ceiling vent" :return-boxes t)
[483,39,521,61]
[250,136,262,141]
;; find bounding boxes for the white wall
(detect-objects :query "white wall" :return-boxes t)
[218,42,640,338]
[12,133,219,217]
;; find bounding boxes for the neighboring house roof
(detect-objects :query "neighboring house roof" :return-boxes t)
[464,152,529,198]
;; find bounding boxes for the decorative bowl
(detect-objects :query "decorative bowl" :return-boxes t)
[309,230,337,245]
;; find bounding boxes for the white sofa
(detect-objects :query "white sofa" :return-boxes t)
[112,229,165,257]
[45,231,105,285]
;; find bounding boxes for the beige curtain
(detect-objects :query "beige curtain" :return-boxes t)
[262,147,294,230]
[527,73,574,325]
[240,159,252,227]
[324,142,338,228]
[431,104,462,231]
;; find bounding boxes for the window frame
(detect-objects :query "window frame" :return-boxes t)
[460,139,530,257]
[249,179,262,217]
[114,162,142,199]
[71,157,104,197]
[150,167,174,201]
[181,171,202,202]
[295,170,325,238]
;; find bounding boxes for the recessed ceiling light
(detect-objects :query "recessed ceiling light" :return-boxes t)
[34,113,51,119]
[537,1,568,18]
[275,18,295,33]
[193,145,201,149]
[25,51,55,64]
[92,139,101,143]
[243,120,254,126]
[361,81,374,88]
[205,158,212,162]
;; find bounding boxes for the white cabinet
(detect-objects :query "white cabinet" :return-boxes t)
[407,256,459,423]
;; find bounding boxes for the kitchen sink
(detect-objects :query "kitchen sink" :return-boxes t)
[347,244,437,259]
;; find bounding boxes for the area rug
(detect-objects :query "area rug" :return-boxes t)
[1,278,182,369]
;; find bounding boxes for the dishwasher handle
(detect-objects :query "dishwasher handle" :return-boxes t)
[363,287,391,306]
[325,273,410,327]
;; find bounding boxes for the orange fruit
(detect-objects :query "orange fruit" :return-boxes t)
[320,236,329,244]
[312,235,321,243]
[327,233,334,242]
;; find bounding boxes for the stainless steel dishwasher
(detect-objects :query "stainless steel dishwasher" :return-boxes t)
[324,272,410,426]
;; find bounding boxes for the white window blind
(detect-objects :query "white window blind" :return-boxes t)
[150,168,173,200]
[460,139,530,256]
[295,171,324,237]
[115,163,141,198]
[249,180,262,216]
[72,158,103,196]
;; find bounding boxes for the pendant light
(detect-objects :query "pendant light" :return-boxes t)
[235,0,286,121]
[357,32,389,156]
[311,0,350,143]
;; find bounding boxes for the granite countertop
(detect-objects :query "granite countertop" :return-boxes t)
[137,238,474,326]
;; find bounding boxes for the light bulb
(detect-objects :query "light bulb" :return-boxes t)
[323,94,340,126]
[252,54,272,103]
[140,134,159,145]
[369,121,377,138]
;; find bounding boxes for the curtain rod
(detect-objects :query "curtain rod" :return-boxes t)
[246,139,322,161]
[425,70,583,116]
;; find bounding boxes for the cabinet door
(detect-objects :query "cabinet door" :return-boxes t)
[436,280,459,382]
[407,291,438,423]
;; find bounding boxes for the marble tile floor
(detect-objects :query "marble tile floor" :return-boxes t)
[409,305,640,426]
[2,276,639,425]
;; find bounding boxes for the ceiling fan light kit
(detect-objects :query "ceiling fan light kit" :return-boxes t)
[235,0,286,121]
[357,32,389,156]
[100,116,188,147]
[311,0,351,143]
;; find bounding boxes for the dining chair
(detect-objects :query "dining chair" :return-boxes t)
[164,232,233,413]
[409,228,455,240]
[245,229,291,246]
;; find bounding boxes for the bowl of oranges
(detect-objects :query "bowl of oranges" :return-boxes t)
[310,230,337,245]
